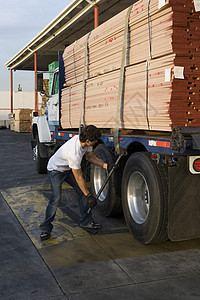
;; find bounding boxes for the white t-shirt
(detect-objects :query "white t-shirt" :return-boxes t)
[47,135,92,172]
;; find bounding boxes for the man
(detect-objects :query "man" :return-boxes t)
[39,125,107,240]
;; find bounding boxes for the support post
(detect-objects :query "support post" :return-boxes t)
[94,4,99,28]
[10,69,13,114]
[34,52,38,113]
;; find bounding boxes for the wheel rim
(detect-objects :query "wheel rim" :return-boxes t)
[127,171,150,224]
[93,166,109,201]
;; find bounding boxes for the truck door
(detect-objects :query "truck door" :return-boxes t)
[48,71,59,123]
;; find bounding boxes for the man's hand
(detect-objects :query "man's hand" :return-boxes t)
[86,193,97,209]
[106,163,115,174]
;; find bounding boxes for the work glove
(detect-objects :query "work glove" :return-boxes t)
[86,193,97,209]
[106,163,115,174]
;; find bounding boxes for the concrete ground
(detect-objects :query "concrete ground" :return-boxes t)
[1,128,200,300]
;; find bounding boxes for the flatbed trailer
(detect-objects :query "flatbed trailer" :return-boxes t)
[32,109,200,244]
[31,0,200,244]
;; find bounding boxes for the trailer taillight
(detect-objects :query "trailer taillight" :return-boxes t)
[151,153,158,160]
[193,159,200,172]
[189,156,200,174]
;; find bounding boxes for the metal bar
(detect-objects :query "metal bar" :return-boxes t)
[94,4,99,28]
[10,69,13,113]
[96,154,123,199]
[85,0,94,4]
[173,126,200,136]
[34,52,38,113]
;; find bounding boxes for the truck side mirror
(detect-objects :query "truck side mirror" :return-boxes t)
[37,73,43,92]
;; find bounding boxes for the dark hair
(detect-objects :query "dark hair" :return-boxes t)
[79,125,101,142]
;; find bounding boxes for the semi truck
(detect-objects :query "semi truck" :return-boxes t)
[31,0,200,244]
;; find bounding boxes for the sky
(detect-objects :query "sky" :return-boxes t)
[0,0,72,92]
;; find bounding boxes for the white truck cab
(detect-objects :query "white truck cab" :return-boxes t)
[31,67,60,173]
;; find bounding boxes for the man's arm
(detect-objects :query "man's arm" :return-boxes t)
[85,151,107,169]
[72,168,90,196]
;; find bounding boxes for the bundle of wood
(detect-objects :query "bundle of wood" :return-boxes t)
[61,0,200,131]
[14,109,32,133]
[15,109,32,121]
[39,79,49,116]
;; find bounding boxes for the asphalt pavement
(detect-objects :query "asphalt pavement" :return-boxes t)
[1,128,200,300]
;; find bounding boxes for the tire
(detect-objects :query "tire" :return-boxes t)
[35,136,48,174]
[90,144,122,217]
[122,152,168,244]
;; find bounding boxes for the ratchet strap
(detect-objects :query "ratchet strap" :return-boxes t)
[69,86,72,128]
[146,0,152,130]
[148,0,153,59]
[73,40,78,83]
[79,32,91,135]
[146,61,150,130]
[114,5,133,154]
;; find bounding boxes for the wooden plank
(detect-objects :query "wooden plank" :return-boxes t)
[61,0,200,131]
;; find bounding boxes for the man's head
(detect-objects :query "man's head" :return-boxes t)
[79,125,101,144]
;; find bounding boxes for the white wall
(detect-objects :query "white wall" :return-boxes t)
[0,91,42,120]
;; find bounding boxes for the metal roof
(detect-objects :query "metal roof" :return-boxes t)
[5,0,135,71]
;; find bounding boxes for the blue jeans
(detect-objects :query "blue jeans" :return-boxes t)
[39,170,93,233]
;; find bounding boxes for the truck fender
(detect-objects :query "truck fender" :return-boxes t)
[32,116,51,158]
[37,116,51,143]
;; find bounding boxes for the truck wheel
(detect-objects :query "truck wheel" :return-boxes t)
[90,144,122,217]
[35,136,48,174]
[122,152,168,244]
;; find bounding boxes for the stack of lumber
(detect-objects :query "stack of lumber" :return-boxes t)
[61,0,200,131]
[14,109,32,133]
[39,79,49,116]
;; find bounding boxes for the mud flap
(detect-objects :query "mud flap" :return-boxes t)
[168,156,200,241]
